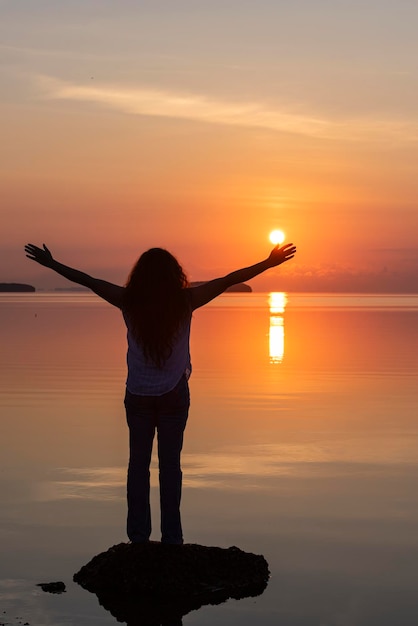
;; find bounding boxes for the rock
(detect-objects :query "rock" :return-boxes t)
[74,542,269,624]
[224,283,252,293]
[0,283,35,292]
[36,581,66,593]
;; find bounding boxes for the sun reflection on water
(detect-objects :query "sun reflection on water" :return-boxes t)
[269,292,287,363]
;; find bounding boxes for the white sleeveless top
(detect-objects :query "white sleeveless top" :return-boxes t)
[122,311,192,396]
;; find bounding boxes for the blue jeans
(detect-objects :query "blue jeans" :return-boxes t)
[124,375,190,545]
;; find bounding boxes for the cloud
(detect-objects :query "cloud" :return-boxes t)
[375,247,418,258]
[36,75,418,142]
[274,262,418,293]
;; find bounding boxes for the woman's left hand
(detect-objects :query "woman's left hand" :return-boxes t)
[25,243,54,267]
[267,243,297,267]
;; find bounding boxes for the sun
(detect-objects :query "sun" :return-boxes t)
[269,229,285,245]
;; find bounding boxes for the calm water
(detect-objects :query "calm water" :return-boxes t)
[1,292,418,625]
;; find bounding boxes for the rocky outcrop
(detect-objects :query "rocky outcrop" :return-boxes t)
[0,283,35,292]
[74,542,269,624]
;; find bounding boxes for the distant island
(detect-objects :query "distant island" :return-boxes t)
[191,282,252,293]
[54,287,89,292]
[0,283,35,292]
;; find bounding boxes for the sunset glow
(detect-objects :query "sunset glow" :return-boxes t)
[1,2,418,292]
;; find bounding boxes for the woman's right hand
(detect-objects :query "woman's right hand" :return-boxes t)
[24,243,54,267]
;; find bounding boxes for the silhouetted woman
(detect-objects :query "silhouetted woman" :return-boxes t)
[25,241,296,544]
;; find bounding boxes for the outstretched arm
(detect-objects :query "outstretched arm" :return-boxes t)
[189,242,296,310]
[24,243,124,308]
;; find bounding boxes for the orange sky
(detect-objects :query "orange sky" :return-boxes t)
[1,1,418,292]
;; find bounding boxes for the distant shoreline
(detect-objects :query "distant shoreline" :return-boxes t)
[0,282,252,294]
[3,284,417,295]
[191,282,252,293]
[50,283,252,293]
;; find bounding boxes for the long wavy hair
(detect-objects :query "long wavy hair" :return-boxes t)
[123,248,191,367]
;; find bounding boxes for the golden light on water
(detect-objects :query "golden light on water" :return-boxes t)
[269,291,287,314]
[269,229,286,245]
[269,292,287,363]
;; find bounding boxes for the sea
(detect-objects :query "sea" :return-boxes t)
[1,291,418,625]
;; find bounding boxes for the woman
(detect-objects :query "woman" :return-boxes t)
[24,241,296,544]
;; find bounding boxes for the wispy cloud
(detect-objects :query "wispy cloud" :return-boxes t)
[36,75,418,142]
[375,247,418,257]
[37,75,328,137]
